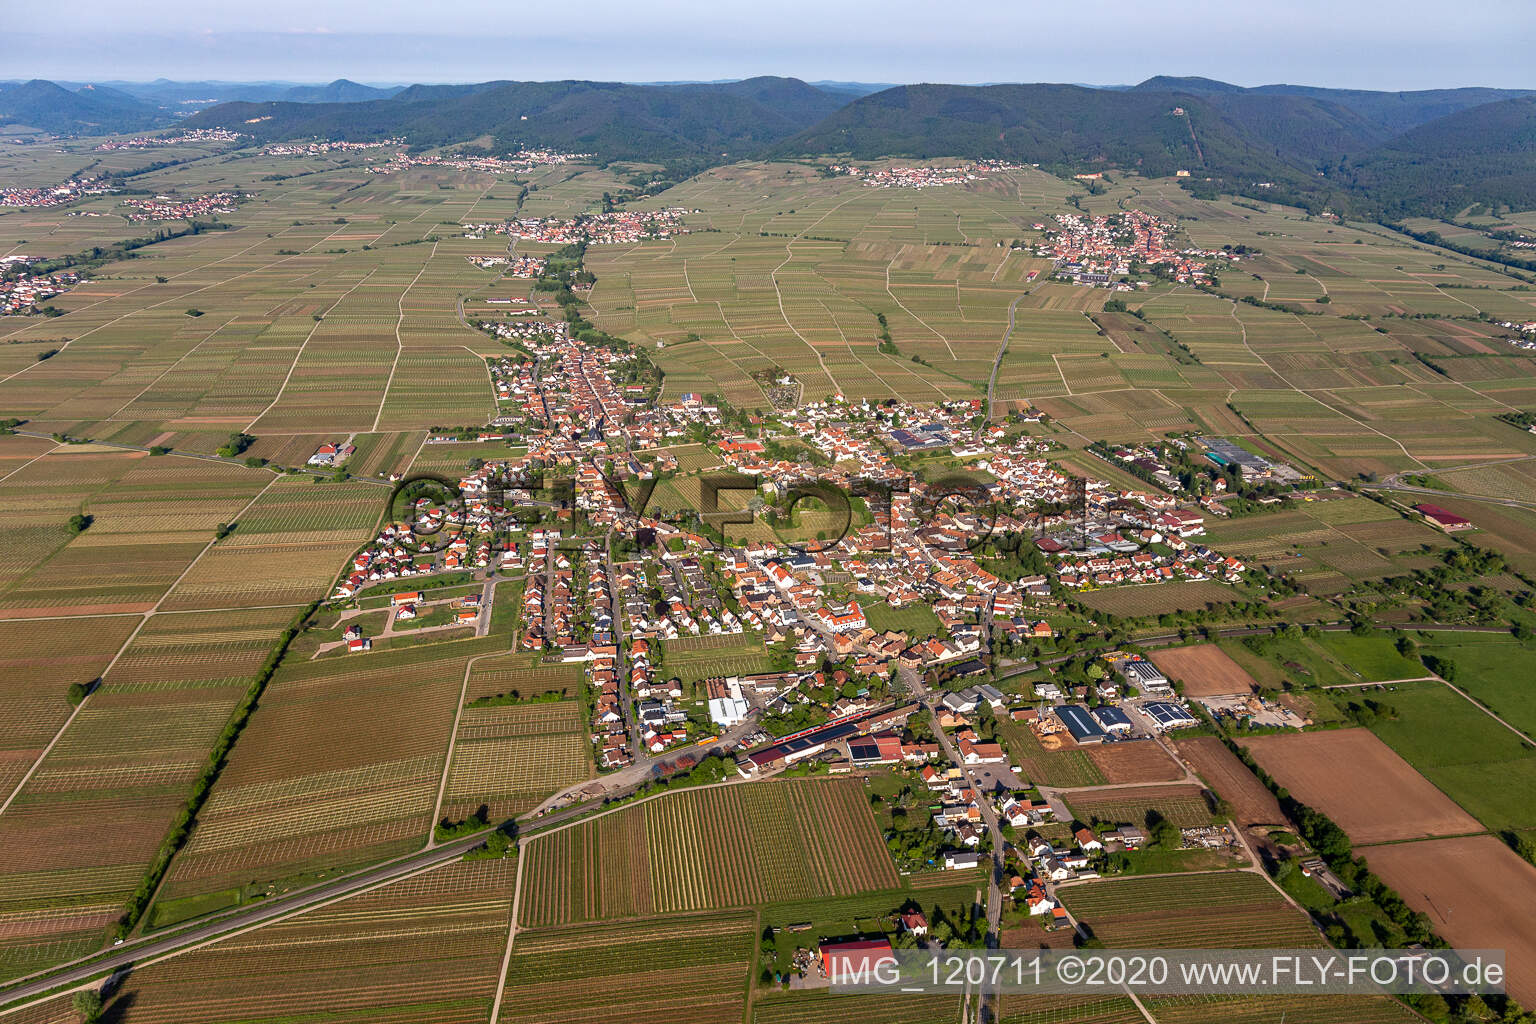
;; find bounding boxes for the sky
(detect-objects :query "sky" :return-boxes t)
[6,0,1535,89]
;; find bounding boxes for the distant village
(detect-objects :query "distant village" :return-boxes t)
[832,161,1027,188]
[1,176,115,209]
[0,257,89,314]
[464,207,694,246]
[120,192,247,222]
[1035,210,1240,287]
[95,128,247,150]
[369,149,588,176]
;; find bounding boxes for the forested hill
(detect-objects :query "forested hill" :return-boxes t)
[1134,76,1536,136]
[774,83,1381,182]
[0,80,171,134]
[1334,97,1536,217]
[778,81,1536,219]
[184,77,851,164]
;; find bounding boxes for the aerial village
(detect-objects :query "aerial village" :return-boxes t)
[1034,209,1241,286]
[94,128,248,150]
[120,191,247,222]
[1,175,115,208]
[831,160,1027,188]
[465,206,694,246]
[0,257,89,314]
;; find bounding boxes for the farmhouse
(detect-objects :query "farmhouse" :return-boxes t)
[1413,503,1473,531]
[819,939,896,980]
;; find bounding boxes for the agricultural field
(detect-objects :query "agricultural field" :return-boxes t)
[464,653,584,703]
[0,448,272,615]
[861,599,943,635]
[154,636,505,910]
[518,778,899,926]
[1148,644,1258,697]
[0,614,140,797]
[1064,783,1219,830]
[996,717,1105,789]
[1082,740,1186,784]
[1075,581,1246,616]
[1410,630,1536,737]
[1059,870,1319,949]
[502,912,755,1024]
[1146,994,1424,1024]
[157,476,383,610]
[755,991,969,1024]
[1243,728,1484,843]
[656,631,777,690]
[1357,835,1536,1007]
[441,699,593,822]
[80,858,517,1024]
[1201,496,1448,596]
[1363,678,1536,832]
[1175,736,1285,827]
[0,605,298,980]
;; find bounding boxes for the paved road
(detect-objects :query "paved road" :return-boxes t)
[1366,475,1536,512]
[0,733,745,1012]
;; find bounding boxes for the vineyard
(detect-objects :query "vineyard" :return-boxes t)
[996,995,1148,1024]
[0,451,270,615]
[91,859,516,1024]
[755,991,965,1024]
[464,654,582,703]
[1065,784,1218,830]
[0,605,298,980]
[519,778,899,927]
[1060,871,1320,949]
[997,718,1105,789]
[158,477,382,611]
[442,700,593,821]
[500,912,754,1024]
[157,638,504,904]
[1147,994,1424,1024]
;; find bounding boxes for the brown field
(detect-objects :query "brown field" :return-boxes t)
[1243,729,1482,844]
[1176,736,1284,826]
[1084,738,1186,783]
[1075,581,1243,616]
[1360,835,1536,1006]
[1150,644,1259,696]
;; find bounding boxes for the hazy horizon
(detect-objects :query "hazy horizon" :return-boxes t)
[7,0,1535,92]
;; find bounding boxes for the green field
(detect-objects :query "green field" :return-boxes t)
[1366,679,1536,832]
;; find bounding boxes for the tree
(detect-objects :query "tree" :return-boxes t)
[1145,810,1180,850]
[67,513,92,535]
[67,682,88,705]
[72,990,103,1024]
